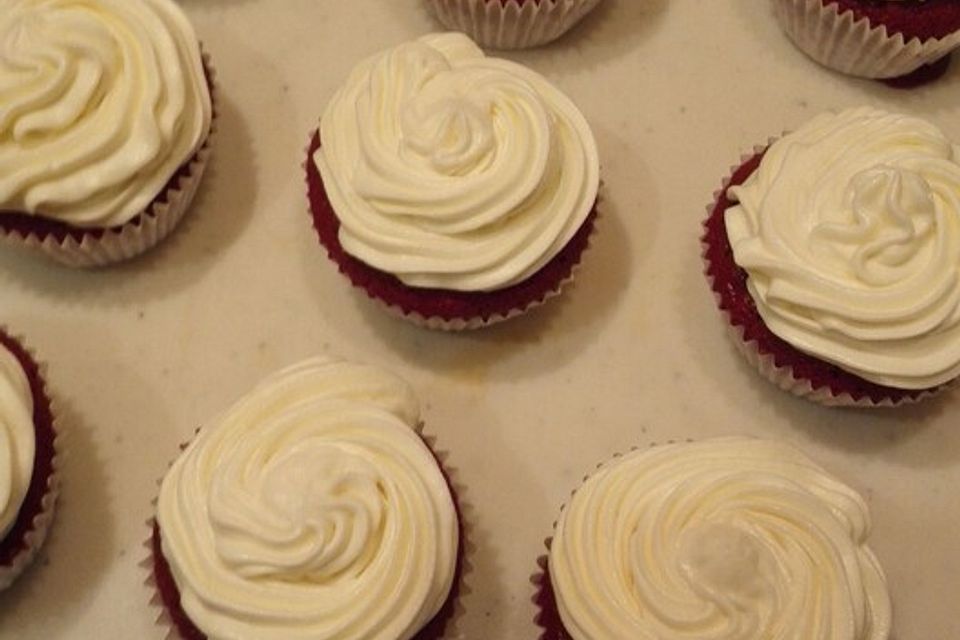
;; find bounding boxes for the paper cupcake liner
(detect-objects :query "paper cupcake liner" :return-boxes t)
[772,0,960,79]
[144,425,468,640]
[700,144,948,408]
[0,52,219,268]
[304,129,599,331]
[532,540,570,640]
[0,329,61,591]
[428,0,604,49]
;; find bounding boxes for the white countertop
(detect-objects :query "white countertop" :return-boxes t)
[3,0,960,637]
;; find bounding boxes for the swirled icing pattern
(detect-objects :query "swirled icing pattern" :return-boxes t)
[156,357,458,640]
[550,438,891,640]
[0,0,212,228]
[725,107,960,389]
[315,32,600,291]
[0,343,34,540]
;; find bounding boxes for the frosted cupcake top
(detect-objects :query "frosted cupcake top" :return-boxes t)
[0,342,35,540]
[0,0,212,229]
[725,107,960,389]
[156,357,459,640]
[315,32,599,292]
[549,438,891,640]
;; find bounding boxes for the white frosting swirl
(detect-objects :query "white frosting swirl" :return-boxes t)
[315,32,600,292]
[550,438,891,640]
[725,107,960,389]
[0,342,35,540]
[156,357,458,640]
[0,0,212,228]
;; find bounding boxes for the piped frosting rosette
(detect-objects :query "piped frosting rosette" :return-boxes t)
[0,0,213,266]
[724,107,960,394]
[154,357,459,640]
[313,32,599,299]
[540,438,891,640]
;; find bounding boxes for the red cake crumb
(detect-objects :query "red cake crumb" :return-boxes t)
[152,442,466,640]
[0,330,57,569]
[701,149,942,405]
[305,130,596,325]
[827,0,960,40]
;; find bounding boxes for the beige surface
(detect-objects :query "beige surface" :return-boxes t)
[3,0,960,637]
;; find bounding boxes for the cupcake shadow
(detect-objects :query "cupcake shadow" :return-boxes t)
[0,399,114,636]
[0,91,257,308]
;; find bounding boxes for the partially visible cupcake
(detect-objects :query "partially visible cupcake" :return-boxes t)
[151,357,462,639]
[428,0,604,49]
[703,107,960,406]
[773,0,960,81]
[307,32,600,330]
[535,437,892,639]
[0,328,59,590]
[0,0,215,267]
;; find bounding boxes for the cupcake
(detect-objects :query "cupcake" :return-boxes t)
[773,0,960,82]
[151,357,463,639]
[703,107,960,406]
[306,32,600,330]
[427,0,605,49]
[0,328,59,590]
[535,437,892,639]
[0,0,215,267]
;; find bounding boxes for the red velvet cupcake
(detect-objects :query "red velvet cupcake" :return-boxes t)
[0,328,59,590]
[534,438,892,639]
[307,33,600,330]
[773,0,960,81]
[0,0,215,267]
[149,357,464,639]
[703,107,960,407]
[428,0,605,49]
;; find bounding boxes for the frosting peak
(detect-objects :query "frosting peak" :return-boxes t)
[0,0,212,228]
[725,107,960,389]
[549,438,891,640]
[156,357,458,640]
[315,33,599,292]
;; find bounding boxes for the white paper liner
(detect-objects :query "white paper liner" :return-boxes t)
[700,145,948,408]
[0,333,62,591]
[428,0,604,49]
[772,0,960,78]
[144,422,467,640]
[372,193,601,332]
[0,52,218,268]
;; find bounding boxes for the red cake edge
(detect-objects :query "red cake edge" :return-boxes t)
[304,129,598,330]
[0,329,59,586]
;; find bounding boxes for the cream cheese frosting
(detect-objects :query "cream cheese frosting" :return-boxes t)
[0,0,212,229]
[314,32,600,292]
[0,343,35,541]
[549,438,891,640]
[724,107,960,389]
[156,357,458,640]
